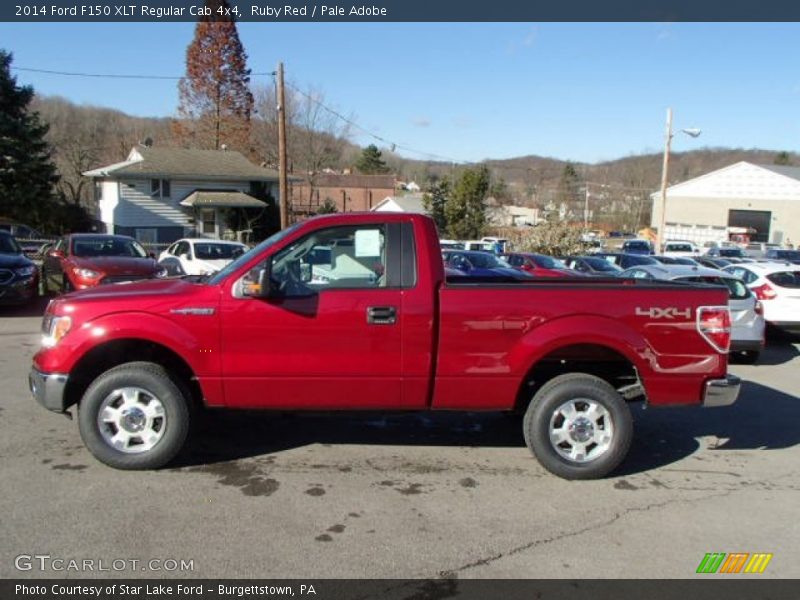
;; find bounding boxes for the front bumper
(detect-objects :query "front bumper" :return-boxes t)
[29,368,69,412]
[702,375,741,408]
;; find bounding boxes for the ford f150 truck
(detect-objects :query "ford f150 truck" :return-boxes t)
[30,213,740,479]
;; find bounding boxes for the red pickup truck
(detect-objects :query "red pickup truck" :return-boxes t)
[30,213,740,479]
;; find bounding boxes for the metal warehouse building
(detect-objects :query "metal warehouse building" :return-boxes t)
[651,161,800,246]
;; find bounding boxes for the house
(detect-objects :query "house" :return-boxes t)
[370,194,427,213]
[486,204,539,227]
[290,173,396,215]
[83,145,280,244]
[651,161,800,245]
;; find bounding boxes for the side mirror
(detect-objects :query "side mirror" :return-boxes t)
[242,263,273,298]
[300,262,312,282]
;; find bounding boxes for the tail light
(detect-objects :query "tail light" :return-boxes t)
[752,283,777,300]
[697,306,731,353]
[754,300,764,316]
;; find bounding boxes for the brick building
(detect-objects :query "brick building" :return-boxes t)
[290,173,396,216]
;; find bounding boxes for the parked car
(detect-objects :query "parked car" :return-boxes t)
[562,255,623,276]
[764,249,800,265]
[723,262,800,335]
[707,246,746,259]
[158,238,248,276]
[0,231,39,306]
[42,234,167,293]
[0,220,47,256]
[594,252,659,270]
[619,264,765,363]
[744,242,782,258]
[503,252,581,277]
[652,255,700,266]
[662,240,701,258]
[694,256,733,270]
[443,250,533,280]
[621,239,654,255]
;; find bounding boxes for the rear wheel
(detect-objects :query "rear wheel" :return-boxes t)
[738,350,760,364]
[523,373,633,480]
[78,362,191,470]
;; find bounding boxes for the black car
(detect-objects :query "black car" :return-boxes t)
[707,246,746,259]
[562,255,623,276]
[0,232,39,306]
[694,256,733,269]
[764,249,800,265]
[593,252,658,270]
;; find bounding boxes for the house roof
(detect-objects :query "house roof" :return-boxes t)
[179,190,267,209]
[298,173,396,189]
[371,194,427,213]
[84,146,280,181]
[650,161,800,201]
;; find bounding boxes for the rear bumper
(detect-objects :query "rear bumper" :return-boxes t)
[702,375,741,408]
[29,368,69,412]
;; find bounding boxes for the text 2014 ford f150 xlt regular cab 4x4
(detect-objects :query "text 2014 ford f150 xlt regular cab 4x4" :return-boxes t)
[30,213,740,479]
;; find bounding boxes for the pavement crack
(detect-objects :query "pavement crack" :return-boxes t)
[441,490,734,576]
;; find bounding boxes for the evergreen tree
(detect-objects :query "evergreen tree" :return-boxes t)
[444,166,489,239]
[774,151,792,166]
[174,0,254,152]
[355,144,390,174]
[0,50,58,229]
[422,178,449,233]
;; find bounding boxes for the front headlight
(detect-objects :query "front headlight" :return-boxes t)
[41,315,73,348]
[15,266,36,277]
[73,267,100,280]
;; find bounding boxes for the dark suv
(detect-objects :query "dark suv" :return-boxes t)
[0,231,39,305]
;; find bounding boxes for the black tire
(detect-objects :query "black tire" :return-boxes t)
[78,362,191,470]
[523,373,633,480]
[738,350,760,365]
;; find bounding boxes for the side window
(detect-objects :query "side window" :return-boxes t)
[630,269,650,279]
[742,269,758,284]
[263,224,389,297]
[508,255,522,267]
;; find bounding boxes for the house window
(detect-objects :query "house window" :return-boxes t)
[150,179,171,199]
[201,209,216,235]
[95,182,104,201]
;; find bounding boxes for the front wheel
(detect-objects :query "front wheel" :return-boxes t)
[523,373,633,480]
[78,362,190,470]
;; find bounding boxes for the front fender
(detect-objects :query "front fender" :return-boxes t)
[33,311,220,381]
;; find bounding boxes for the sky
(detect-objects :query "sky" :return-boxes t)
[1,22,799,164]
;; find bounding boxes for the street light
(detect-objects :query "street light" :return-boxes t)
[657,108,701,252]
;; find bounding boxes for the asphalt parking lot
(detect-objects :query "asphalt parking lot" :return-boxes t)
[1,298,799,579]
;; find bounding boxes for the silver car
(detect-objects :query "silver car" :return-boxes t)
[619,264,765,363]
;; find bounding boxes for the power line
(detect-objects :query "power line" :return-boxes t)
[12,66,276,80]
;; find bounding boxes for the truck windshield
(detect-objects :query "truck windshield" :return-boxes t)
[207,223,303,285]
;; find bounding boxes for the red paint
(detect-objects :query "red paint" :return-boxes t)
[33,213,732,413]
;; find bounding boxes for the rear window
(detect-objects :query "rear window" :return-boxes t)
[679,276,750,300]
[624,241,650,250]
[767,271,800,288]
[718,248,745,258]
[666,243,693,252]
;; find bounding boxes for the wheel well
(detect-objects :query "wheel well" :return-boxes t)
[514,344,640,412]
[63,339,203,410]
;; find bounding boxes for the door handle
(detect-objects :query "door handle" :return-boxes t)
[367,306,397,325]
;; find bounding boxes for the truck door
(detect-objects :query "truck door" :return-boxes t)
[219,221,417,409]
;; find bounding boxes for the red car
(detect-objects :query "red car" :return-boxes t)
[41,234,166,293]
[504,252,582,277]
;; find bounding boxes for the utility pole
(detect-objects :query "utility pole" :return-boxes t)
[657,107,673,253]
[583,183,590,232]
[277,61,289,229]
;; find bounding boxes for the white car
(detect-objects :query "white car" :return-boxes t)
[662,240,701,258]
[619,264,765,363]
[158,238,247,276]
[723,262,800,335]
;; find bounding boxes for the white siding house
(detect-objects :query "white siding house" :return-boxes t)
[84,145,280,244]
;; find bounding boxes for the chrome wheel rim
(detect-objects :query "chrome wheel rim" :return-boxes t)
[548,398,614,463]
[97,387,166,454]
